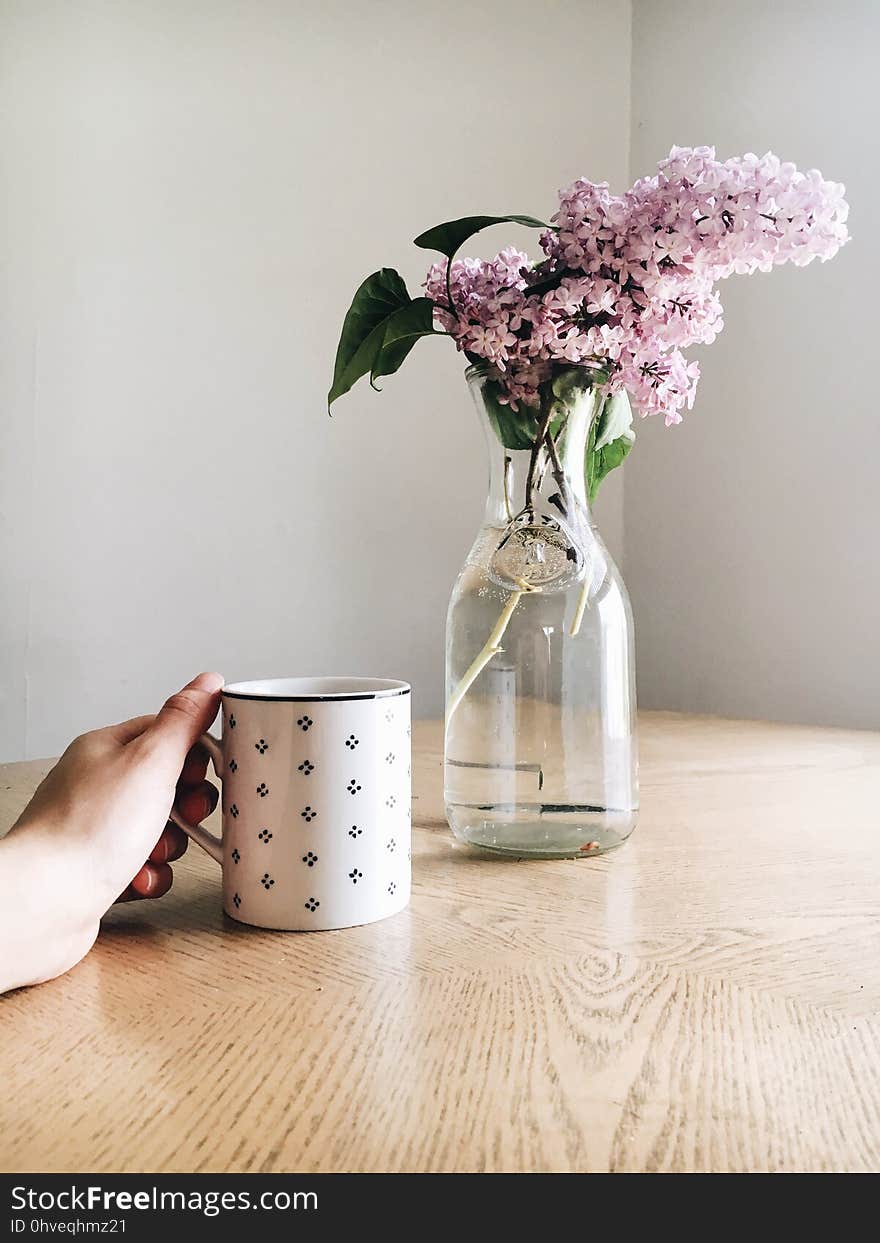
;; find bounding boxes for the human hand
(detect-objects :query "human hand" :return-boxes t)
[0,672,224,994]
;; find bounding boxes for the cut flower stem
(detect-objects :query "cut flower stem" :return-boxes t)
[569,576,590,637]
[445,587,533,738]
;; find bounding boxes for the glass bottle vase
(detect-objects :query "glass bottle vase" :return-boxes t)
[444,367,638,858]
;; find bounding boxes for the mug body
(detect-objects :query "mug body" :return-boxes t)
[218,677,411,930]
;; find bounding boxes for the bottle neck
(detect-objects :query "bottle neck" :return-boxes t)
[472,372,600,528]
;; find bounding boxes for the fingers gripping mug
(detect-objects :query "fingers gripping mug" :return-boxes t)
[171,678,412,930]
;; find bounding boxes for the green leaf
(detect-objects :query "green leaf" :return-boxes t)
[370,298,437,384]
[587,426,635,502]
[586,389,634,500]
[594,389,633,450]
[413,215,550,261]
[328,268,412,408]
[551,367,593,405]
[482,380,538,450]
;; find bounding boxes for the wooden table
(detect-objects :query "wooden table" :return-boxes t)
[1,714,879,1173]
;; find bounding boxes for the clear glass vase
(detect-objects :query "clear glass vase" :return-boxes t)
[444,367,638,858]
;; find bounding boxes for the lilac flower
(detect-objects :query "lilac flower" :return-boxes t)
[426,147,849,424]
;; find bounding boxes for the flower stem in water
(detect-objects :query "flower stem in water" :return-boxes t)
[569,576,590,637]
[445,588,527,738]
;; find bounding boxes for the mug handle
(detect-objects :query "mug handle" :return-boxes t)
[168,732,224,863]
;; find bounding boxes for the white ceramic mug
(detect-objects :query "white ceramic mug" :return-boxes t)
[171,677,412,930]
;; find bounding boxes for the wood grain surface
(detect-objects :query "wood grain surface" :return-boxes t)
[1,713,879,1173]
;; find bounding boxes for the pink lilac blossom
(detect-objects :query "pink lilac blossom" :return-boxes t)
[425,147,849,424]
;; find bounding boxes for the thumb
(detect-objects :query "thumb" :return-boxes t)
[144,672,224,763]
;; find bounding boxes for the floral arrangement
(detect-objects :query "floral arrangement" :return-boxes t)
[330,146,848,498]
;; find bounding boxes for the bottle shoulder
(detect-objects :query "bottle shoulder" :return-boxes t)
[453,521,625,585]
[448,522,630,620]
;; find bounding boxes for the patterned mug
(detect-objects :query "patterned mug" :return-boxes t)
[170,677,412,930]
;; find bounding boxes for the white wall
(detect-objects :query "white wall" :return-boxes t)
[8,1,869,760]
[0,0,631,760]
[626,0,878,728]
